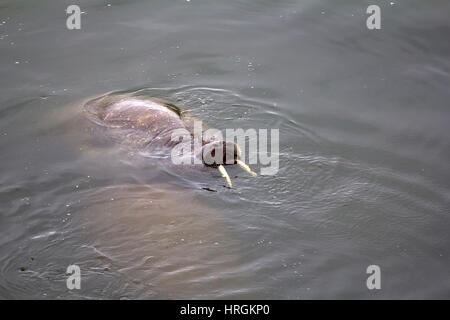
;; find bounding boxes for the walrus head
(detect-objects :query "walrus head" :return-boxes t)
[202,141,257,188]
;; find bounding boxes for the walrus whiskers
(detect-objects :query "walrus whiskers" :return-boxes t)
[218,165,232,188]
[237,160,257,177]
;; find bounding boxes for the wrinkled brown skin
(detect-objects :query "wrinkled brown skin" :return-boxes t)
[84,94,199,151]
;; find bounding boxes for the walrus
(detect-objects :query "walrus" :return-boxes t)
[83,93,256,187]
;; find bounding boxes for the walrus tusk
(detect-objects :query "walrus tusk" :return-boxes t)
[218,165,232,188]
[237,160,257,177]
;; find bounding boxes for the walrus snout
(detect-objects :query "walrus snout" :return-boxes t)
[202,141,256,188]
[202,141,241,166]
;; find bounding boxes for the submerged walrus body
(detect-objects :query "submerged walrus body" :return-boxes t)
[83,93,256,187]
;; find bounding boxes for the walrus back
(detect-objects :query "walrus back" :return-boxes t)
[83,94,187,150]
